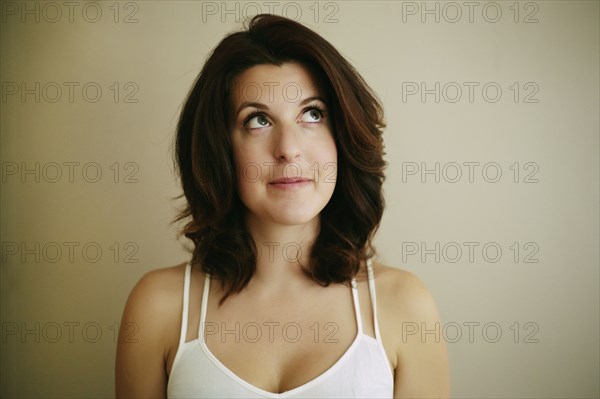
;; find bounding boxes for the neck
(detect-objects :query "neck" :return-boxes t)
[245,213,320,290]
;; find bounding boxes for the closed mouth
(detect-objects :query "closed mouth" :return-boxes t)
[269,178,312,184]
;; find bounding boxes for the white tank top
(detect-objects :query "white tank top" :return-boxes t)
[167,259,394,398]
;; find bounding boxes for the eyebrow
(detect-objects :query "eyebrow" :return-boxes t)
[235,96,327,116]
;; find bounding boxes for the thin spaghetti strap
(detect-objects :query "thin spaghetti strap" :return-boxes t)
[198,271,211,341]
[178,263,192,347]
[350,277,363,334]
[366,258,383,341]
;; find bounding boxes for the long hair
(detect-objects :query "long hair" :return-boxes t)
[173,14,386,305]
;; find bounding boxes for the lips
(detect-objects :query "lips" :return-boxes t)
[269,177,312,184]
[268,177,312,190]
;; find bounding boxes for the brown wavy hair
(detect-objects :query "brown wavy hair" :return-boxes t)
[173,14,386,305]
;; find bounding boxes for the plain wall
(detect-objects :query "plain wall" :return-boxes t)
[1,1,598,397]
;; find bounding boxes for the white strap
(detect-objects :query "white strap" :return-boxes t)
[198,270,211,340]
[178,263,191,346]
[350,277,363,334]
[366,258,383,341]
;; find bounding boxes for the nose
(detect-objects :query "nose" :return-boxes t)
[273,122,302,162]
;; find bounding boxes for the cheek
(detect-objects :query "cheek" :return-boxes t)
[312,139,338,187]
[232,136,266,166]
[314,137,338,167]
[232,143,266,200]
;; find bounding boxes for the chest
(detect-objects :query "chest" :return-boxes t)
[201,285,360,393]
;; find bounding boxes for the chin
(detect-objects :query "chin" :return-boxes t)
[270,212,318,226]
[266,206,322,226]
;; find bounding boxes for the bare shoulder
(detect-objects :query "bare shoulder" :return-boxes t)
[371,261,440,321]
[118,262,191,350]
[132,262,189,296]
[124,262,188,317]
[115,262,190,397]
[370,261,451,398]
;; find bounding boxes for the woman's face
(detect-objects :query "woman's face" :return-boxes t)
[230,62,337,227]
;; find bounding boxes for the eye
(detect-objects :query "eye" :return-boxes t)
[300,106,326,123]
[244,113,271,129]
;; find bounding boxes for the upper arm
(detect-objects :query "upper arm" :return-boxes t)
[115,268,181,398]
[381,269,450,399]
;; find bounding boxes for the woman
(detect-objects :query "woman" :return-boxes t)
[116,14,449,398]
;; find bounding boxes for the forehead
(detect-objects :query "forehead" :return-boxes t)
[231,62,322,106]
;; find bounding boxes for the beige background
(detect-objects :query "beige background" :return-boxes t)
[1,1,598,397]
